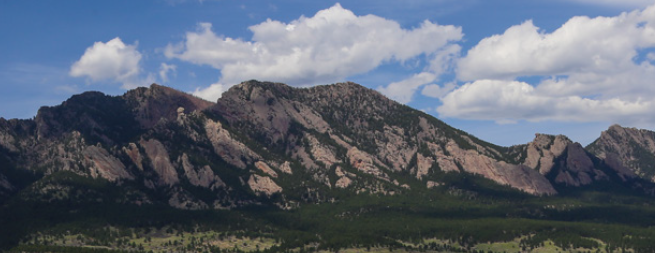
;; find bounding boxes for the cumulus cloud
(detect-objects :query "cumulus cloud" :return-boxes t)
[438,80,653,124]
[166,3,462,95]
[70,37,145,89]
[192,82,225,102]
[568,0,655,8]
[377,43,461,103]
[457,7,655,81]
[438,4,655,125]
[377,72,437,104]
[421,82,456,99]
[159,63,177,83]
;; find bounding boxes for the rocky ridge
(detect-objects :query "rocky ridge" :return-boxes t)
[0,81,654,210]
[587,124,655,181]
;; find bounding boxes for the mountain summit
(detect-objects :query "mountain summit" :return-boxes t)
[0,81,654,209]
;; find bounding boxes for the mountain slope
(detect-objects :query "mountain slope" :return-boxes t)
[587,124,655,181]
[210,81,556,195]
[4,81,655,252]
[1,81,655,212]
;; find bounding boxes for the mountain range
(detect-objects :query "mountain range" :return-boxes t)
[2,80,655,252]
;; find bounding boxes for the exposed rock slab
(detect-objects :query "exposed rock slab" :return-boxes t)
[248,174,282,196]
[347,147,390,181]
[122,143,144,171]
[255,161,278,178]
[82,145,132,182]
[180,153,225,189]
[204,119,260,169]
[587,124,654,181]
[416,153,434,180]
[305,134,340,168]
[140,139,179,186]
[278,161,293,174]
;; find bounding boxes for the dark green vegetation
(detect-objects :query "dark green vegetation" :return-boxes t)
[3,171,655,252]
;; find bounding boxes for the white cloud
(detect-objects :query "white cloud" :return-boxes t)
[421,82,456,99]
[166,3,462,93]
[192,82,225,102]
[568,0,655,8]
[70,37,145,89]
[377,43,461,103]
[159,63,177,83]
[438,80,653,124]
[439,4,655,125]
[457,7,655,81]
[377,72,436,104]
[648,52,655,61]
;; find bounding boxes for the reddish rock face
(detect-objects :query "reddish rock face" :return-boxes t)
[124,83,214,129]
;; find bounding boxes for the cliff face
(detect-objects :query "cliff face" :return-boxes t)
[210,81,557,195]
[587,124,654,181]
[0,81,653,210]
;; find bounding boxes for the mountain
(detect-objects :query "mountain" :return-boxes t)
[1,81,654,208]
[3,81,655,252]
[587,124,655,181]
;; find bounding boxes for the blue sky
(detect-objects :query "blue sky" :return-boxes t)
[1,0,654,146]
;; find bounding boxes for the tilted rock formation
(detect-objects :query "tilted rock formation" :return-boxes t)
[3,81,655,210]
[180,153,225,189]
[305,134,340,168]
[255,161,278,178]
[522,134,571,175]
[335,176,353,188]
[587,124,653,181]
[278,161,293,175]
[140,139,179,186]
[551,143,608,187]
[509,133,627,187]
[82,145,133,182]
[334,166,355,188]
[415,154,434,180]
[347,147,390,182]
[204,119,260,169]
[122,143,144,171]
[0,173,13,193]
[444,141,556,195]
[124,83,214,129]
[248,174,282,196]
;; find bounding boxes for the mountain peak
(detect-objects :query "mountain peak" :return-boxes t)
[588,124,655,181]
[531,133,572,148]
[124,83,214,128]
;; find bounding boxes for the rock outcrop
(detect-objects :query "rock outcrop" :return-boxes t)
[122,143,144,171]
[204,119,260,169]
[255,161,278,178]
[0,173,13,193]
[334,166,354,188]
[140,139,179,186]
[124,83,214,129]
[4,81,655,211]
[444,142,557,195]
[248,175,282,196]
[180,153,225,189]
[551,143,608,187]
[82,145,133,182]
[347,147,390,181]
[587,124,654,181]
[522,134,571,175]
